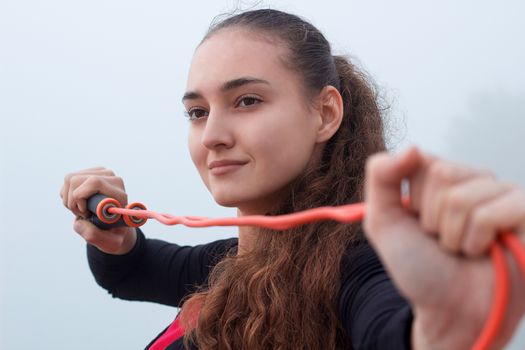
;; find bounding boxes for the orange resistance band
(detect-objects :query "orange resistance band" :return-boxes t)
[88,194,525,350]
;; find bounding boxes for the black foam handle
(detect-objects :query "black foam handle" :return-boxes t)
[86,194,127,230]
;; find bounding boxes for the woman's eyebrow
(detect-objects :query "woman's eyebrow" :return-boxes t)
[181,77,271,103]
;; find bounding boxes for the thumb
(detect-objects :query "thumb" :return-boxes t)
[73,215,89,235]
[365,145,423,226]
[73,215,106,246]
[363,147,461,305]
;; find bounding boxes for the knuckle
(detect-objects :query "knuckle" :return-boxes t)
[440,235,459,254]
[69,189,77,202]
[470,207,491,231]
[67,183,76,196]
[71,187,82,203]
[429,161,457,183]
[464,226,492,257]
[103,168,115,176]
[478,168,496,179]
[115,176,125,187]
[87,176,102,186]
[67,193,75,208]
[501,181,520,192]
[69,175,83,187]
[464,241,484,258]
[430,161,483,184]
[444,187,465,211]
[64,173,73,184]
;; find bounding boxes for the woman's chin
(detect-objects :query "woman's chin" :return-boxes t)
[212,192,243,208]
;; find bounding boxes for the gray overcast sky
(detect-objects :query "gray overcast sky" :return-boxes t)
[1,0,524,348]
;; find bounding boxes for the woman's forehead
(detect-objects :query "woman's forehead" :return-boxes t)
[186,29,292,91]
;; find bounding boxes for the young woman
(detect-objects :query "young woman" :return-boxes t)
[60,9,525,350]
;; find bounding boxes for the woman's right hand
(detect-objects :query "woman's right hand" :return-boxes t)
[364,147,525,349]
[60,166,137,255]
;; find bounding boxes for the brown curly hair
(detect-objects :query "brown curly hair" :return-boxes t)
[179,8,388,350]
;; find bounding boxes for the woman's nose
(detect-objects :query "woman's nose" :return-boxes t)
[200,111,235,150]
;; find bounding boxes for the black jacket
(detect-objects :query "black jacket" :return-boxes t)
[87,227,412,349]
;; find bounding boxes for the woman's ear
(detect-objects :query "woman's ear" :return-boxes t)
[314,85,344,143]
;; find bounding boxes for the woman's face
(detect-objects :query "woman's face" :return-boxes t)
[184,28,323,215]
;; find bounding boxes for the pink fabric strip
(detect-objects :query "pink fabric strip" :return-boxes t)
[149,317,186,350]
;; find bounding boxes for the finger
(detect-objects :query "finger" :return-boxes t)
[60,183,67,204]
[406,151,478,223]
[463,187,525,257]
[69,174,126,214]
[62,167,114,208]
[438,176,513,254]
[420,160,492,235]
[406,151,438,213]
[72,176,127,215]
[68,175,90,216]
[364,146,465,306]
[65,169,116,207]
[62,173,74,208]
[364,145,423,235]
[68,178,83,217]
[78,166,107,172]
[73,216,123,251]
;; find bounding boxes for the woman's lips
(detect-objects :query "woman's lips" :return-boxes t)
[210,164,246,176]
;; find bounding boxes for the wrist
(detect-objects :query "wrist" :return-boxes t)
[114,227,138,255]
[97,227,137,255]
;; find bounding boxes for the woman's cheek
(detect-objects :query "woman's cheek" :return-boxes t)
[187,131,210,187]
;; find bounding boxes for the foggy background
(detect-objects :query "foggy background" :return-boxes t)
[1,0,524,348]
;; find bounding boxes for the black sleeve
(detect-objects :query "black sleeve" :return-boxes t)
[339,242,413,350]
[86,227,238,307]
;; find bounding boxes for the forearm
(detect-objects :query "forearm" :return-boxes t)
[88,228,187,306]
[87,229,238,307]
[87,227,145,293]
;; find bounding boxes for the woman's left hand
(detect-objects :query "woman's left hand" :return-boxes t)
[363,145,525,350]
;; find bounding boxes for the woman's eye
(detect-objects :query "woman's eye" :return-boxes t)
[184,108,209,121]
[184,96,261,122]
[237,96,262,107]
